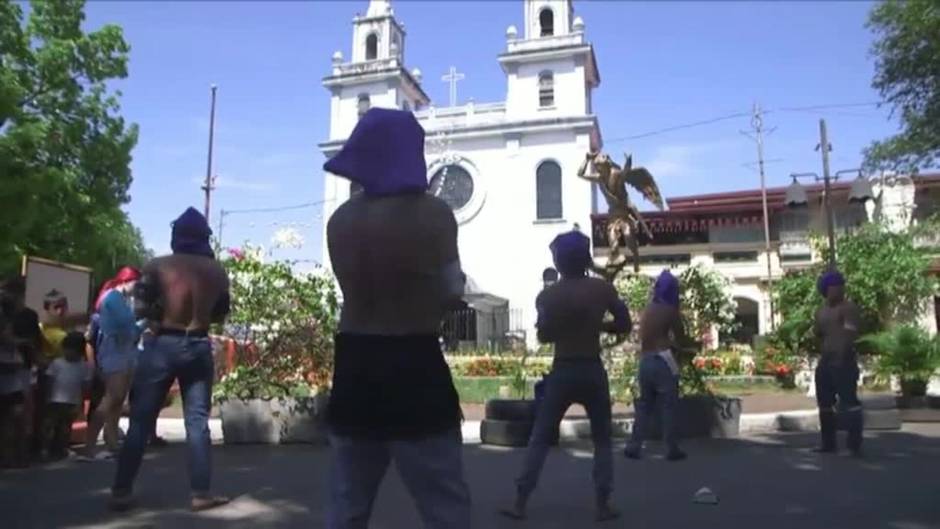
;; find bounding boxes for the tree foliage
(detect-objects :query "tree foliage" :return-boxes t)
[0,0,147,281]
[864,0,940,172]
[214,247,340,401]
[772,221,937,356]
[614,265,738,349]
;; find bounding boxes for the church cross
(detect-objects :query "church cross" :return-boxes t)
[441,66,465,107]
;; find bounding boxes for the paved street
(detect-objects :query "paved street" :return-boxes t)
[3,424,939,529]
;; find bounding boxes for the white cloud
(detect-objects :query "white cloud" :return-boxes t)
[642,140,737,180]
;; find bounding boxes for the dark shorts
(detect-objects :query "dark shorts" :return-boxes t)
[0,392,25,409]
[327,334,462,441]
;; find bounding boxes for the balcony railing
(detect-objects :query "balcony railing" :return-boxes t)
[329,57,400,78]
[505,32,585,54]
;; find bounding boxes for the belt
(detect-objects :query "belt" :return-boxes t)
[553,356,602,364]
[156,328,209,338]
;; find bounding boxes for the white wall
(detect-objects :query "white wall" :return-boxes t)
[329,84,400,140]
[506,58,587,119]
[439,128,595,345]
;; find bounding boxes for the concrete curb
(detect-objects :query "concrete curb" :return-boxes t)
[137,404,917,446]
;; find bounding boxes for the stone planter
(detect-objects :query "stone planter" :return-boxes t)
[642,395,742,440]
[219,393,329,445]
[900,379,929,399]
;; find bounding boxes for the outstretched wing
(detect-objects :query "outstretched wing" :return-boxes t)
[622,165,665,211]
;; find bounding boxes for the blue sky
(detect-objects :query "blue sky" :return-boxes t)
[82,0,898,267]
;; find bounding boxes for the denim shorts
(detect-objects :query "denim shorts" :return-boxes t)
[97,335,137,375]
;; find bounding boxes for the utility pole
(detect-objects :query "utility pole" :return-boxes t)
[217,208,227,251]
[203,84,218,223]
[742,102,776,331]
[817,119,837,270]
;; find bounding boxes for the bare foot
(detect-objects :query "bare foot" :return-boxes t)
[109,494,134,512]
[191,495,231,512]
[498,505,526,521]
[596,505,621,522]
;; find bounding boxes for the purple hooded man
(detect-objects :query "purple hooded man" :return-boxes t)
[813,269,864,456]
[501,229,629,523]
[623,269,688,463]
[323,108,471,529]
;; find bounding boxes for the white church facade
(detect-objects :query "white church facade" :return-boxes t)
[319,0,602,348]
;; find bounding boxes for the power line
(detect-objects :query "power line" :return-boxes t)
[603,101,883,144]
[222,199,333,216]
[774,101,880,112]
[217,198,335,248]
[605,111,750,144]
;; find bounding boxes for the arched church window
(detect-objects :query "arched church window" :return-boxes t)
[536,161,563,219]
[539,8,554,36]
[538,72,554,108]
[357,94,370,119]
[365,33,378,60]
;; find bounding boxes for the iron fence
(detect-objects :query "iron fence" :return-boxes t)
[441,307,527,354]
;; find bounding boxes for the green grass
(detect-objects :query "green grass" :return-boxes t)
[453,377,535,403]
[452,376,795,404]
[707,380,797,396]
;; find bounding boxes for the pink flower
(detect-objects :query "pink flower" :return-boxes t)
[228,248,245,261]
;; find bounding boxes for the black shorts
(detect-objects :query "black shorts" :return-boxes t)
[327,333,462,441]
[0,391,25,409]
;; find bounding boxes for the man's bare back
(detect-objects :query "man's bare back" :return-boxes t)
[639,302,684,355]
[145,254,229,332]
[536,277,629,359]
[327,193,462,336]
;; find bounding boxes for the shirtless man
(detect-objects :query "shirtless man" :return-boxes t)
[813,270,863,456]
[110,207,230,512]
[502,230,630,523]
[324,108,470,529]
[623,270,688,461]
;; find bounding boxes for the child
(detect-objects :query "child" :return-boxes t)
[0,290,29,468]
[42,332,92,460]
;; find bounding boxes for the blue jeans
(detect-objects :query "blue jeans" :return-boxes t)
[516,360,613,499]
[627,354,680,454]
[328,428,471,529]
[113,335,214,496]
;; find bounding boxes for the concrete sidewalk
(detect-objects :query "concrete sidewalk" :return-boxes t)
[3,425,939,528]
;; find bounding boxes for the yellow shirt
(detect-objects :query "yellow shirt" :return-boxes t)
[41,324,67,362]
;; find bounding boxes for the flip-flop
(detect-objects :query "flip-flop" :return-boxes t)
[191,495,231,512]
[498,507,526,521]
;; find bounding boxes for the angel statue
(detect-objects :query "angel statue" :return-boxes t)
[577,151,665,279]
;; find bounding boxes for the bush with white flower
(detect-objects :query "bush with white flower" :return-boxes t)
[213,244,339,401]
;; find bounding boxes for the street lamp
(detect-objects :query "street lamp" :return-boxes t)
[786,168,874,269]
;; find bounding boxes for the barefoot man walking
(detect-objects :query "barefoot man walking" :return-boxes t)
[110,207,231,512]
[502,230,630,523]
[324,108,471,529]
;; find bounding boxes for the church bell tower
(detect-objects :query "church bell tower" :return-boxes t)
[322,0,429,142]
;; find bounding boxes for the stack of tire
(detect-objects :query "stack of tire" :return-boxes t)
[480,399,560,447]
